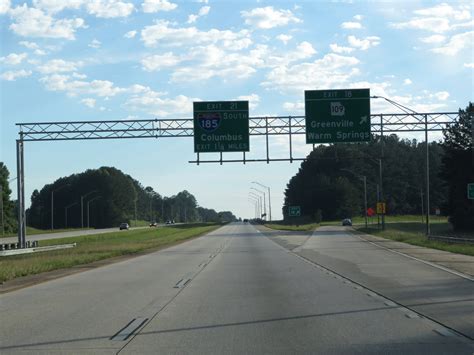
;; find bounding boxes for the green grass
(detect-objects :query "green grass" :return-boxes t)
[356,222,474,257]
[264,222,320,232]
[0,223,222,283]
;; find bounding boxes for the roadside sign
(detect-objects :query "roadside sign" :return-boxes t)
[193,101,249,152]
[367,207,375,217]
[376,202,386,214]
[435,208,441,216]
[288,206,301,217]
[468,183,474,200]
[305,88,371,143]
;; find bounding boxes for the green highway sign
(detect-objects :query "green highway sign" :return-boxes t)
[193,101,249,153]
[288,206,301,217]
[468,183,474,200]
[305,88,371,144]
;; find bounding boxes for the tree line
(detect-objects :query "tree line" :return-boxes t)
[0,165,236,232]
[283,103,473,231]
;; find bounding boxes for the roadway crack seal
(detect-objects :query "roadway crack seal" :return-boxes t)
[254,225,474,342]
[116,235,232,354]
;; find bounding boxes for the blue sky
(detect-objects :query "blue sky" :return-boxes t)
[0,0,473,220]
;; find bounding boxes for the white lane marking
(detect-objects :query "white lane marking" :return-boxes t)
[434,328,456,337]
[111,317,148,341]
[352,232,474,282]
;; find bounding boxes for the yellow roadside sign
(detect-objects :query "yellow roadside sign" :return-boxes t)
[376,202,386,214]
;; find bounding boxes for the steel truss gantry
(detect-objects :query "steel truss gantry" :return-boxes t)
[15,111,461,246]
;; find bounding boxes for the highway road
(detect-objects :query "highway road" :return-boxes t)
[1,225,162,244]
[1,223,473,354]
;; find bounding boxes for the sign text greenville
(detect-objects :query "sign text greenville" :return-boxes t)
[305,89,371,143]
[193,101,249,152]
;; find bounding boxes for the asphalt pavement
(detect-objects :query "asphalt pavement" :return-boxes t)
[1,225,154,244]
[1,223,473,354]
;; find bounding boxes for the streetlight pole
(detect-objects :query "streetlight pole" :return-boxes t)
[248,198,258,219]
[81,190,97,229]
[251,187,266,220]
[249,192,262,219]
[87,196,101,228]
[252,181,272,221]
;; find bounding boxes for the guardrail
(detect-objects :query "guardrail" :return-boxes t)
[428,235,474,245]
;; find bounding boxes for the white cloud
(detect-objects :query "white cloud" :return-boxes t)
[391,17,451,33]
[237,94,260,110]
[282,101,304,112]
[125,88,195,117]
[141,52,181,71]
[37,59,83,74]
[86,39,101,49]
[464,62,474,68]
[19,41,39,49]
[353,14,363,21]
[124,30,137,38]
[39,74,126,97]
[9,4,86,40]
[81,98,96,108]
[88,39,101,48]
[276,34,292,44]
[0,52,27,65]
[187,5,210,23]
[1,69,32,81]
[32,0,85,13]
[434,91,449,100]
[142,0,177,13]
[341,21,362,29]
[431,31,473,55]
[403,78,412,85]
[329,43,354,54]
[241,6,301,29]
[420,34,446,43]
[86,0,134,18]
[347,35,380,50]
[414,3,471,21]
[262,53,360,92]
[0,0,10,14]
[141,20,252,49]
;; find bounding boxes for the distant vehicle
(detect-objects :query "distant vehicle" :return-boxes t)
[171,220,175,224]
[149,222,157,227]
[119,223,130,230]
[243,219,249,223]
[166,220,172,225]
[342,218,352,226]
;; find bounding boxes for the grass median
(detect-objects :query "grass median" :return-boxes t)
[0,223,222,284]
[356,222,474,257]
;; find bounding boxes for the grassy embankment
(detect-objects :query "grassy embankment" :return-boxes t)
[0,223,222,283]
[356,221,474,257]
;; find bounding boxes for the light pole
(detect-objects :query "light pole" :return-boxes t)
[87,196,101,228]
[249,192,262,219]
[252,181,272,221]
[51,184,69,230]
[251,187,266,220]
[248,197,258,219]
[65,202,78,228]
[81,190,97,229]
[341,169,368,228]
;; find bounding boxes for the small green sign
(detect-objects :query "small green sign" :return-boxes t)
[288,206,301,217]
[193,101,249,153]
[305,88,371,144]
[468,183,474,200]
